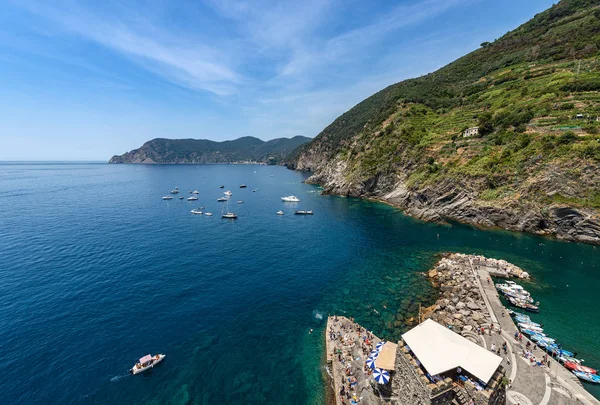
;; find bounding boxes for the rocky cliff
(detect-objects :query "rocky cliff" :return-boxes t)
[291,0,600,245]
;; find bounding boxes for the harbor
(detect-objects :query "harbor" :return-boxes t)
[324,253,600,405]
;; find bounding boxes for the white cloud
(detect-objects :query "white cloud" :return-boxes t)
[20,1,243,96]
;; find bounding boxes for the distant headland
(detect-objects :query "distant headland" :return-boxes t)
[109,136,311,165]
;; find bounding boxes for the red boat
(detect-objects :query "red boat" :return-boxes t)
[564,362,597,375]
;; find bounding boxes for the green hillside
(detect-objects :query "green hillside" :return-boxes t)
[110,136,311,164]
[297,0,600,211]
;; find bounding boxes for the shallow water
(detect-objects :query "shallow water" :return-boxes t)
[0,163,598,403]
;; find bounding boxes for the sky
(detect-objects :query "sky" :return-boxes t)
[0,0,557,161]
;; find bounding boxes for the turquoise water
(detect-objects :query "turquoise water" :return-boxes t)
[0,163,598,404]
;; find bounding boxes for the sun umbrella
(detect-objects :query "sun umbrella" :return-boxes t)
[373,368,390,384]
[365,357,376,369]
[375,341,385,349]
[369,350,379,358]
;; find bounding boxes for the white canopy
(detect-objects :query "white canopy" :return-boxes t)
[402,319,502,384]
[374,342,398,371]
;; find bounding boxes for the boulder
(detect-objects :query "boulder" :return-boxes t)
[467,302,481,311]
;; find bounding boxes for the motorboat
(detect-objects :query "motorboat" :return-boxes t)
[217,197,228,202]
[504,291,534,303]
[508,297,539,312]
[564,362,597,375]
[518,322,543,332]
[187,196,198,201]
[239,184,247,188]
[281,195,300,202]
[514,315,534,323]
[237,200,243,204]
[252,188,258,192]
[277,210,284,215]
[130,354,165,375]
[205,212,213,216]
[192,190,200,194]
[294,210,314,215]
[224,190,233,196]
[170,188,179,194]
[219,185,225,188]
[510,311,528,318]
[191,209,203,215]
[162,196,173,200]
[179,196,184,200]
[573,371,600,384]
[516,318,541,327]
[520,329,544,338]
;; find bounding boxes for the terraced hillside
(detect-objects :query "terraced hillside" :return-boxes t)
[290,0,600,244]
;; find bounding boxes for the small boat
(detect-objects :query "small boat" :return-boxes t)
[237,200,243,204]
[187,196,198,201]
[508,297,539,312]
[252,188,258,192]
[510,311,528,319]
[515,318,541,327]
[277,210,284,215]
[171,188,179,194]
[239,184,247,188]
[564,362,597,374]
[518,322,543,332]
[130,354,165,375]
[521,329,544,338]
[162,196,173,200]
[192,190,200,194]
[573,371,600,384]
[205,212,213,216]
[179,196,184,200]
[222,212,238,219]
[191,209,203,215]
[294,210,314,215]
[217,197,228,202]
[219,185,225,188]
[281,195,300,202]
[557,355,580,364]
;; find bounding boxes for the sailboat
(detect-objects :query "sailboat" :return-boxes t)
[221,200,238,219]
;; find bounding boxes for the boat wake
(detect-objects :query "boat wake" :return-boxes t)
[110,374,129,382]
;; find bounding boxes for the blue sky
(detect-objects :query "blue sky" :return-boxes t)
[0,0,556,161]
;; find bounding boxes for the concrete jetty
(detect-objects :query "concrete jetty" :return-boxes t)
[324,253,599,405]
[425,253,598,405]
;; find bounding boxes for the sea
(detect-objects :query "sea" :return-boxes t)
[0,162,598,404]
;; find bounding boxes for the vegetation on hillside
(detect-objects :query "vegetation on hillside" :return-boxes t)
[302,0,600,210]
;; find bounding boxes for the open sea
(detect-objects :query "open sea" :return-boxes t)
[0,162,598,404]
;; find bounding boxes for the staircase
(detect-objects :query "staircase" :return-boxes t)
[452,386,470,405]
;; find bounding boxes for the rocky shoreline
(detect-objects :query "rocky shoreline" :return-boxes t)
[299,169,600,246]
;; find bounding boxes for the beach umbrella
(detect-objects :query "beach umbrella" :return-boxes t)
[369,350,379,358]
[365,357,376,369]
[373,368,390,385]
[375,341,385,349]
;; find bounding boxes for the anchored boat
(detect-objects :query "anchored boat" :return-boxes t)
[573,371,600,384]
[130,354,165,375]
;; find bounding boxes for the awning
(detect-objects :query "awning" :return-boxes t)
[374,342,398,371]
[139,354,153,364]
[402,319,502,384]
